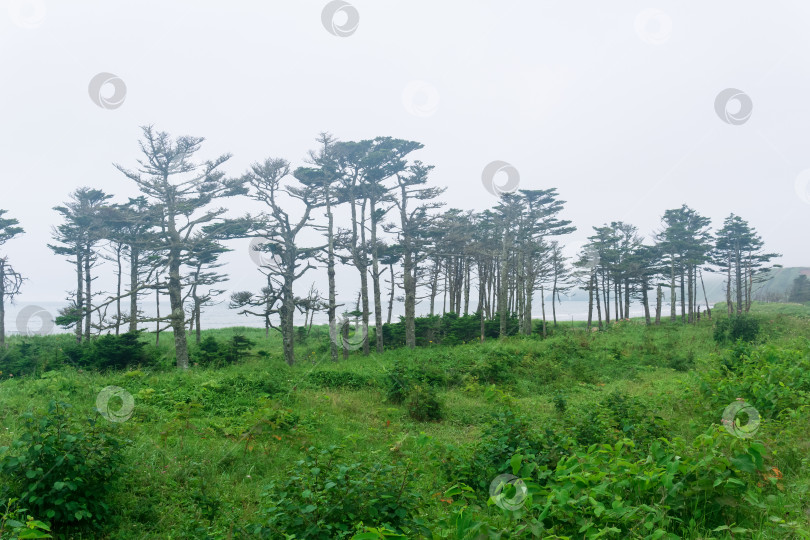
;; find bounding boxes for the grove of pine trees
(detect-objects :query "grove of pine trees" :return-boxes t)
[0,126,782,368]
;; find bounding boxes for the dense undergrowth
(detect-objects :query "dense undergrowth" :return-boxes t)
[0,307,808,538]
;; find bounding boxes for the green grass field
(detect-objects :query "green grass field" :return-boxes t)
[1,307,809,538]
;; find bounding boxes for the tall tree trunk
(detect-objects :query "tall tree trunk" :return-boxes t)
[641,277,651,325]
[402,251,416,349]
[463,258,471,315]
[540,285,547,338]
[624,279,630,319]
[325,188,338,361]
[670,254,677,322]
[442,270,448,315]
[552,273,559,327]
[429,261,439,316]
[726,253,733,315]
[128,246,139,333]
[341,319,350,360]
[280,270,295,366]
[0,261,5,348]
[386,264,395,325]
[586,272,594,330]
[615,280,620,322]
[75,250,83,344]
[523,273,534,335]
[359,203,370,355]
[195,299,202,344]
[478,260,486,342]
[115,245,122,335]
[84,248,92,340]
[498,236,509,338]
[687,265,694,323]
[167,246,189,369]
[602,273,610,325]
[735,244,743,315]
[655,284,662,325]
[700,268,712,320]
[370,200,384,353]
[155,275,161,346]
[595,272,603,329]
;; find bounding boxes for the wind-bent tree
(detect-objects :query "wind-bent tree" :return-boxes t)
[0,210,24,348]
[49,187,112,342]
[186,235,229,344]
[518,189,575,335]
[100,197,160,333]
[362,137,424,352]
[387,161,445,348]
[231,158,321,366]
[115,125,244,369]
[547,241,574,327]
[295,133,342,361]
[655,205,712,323]
[332,140,373,354]
[714,214,779,314]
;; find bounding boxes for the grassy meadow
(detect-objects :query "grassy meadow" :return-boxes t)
[1,306,809,538]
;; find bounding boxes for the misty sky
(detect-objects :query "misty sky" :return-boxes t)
[2,1,809,323]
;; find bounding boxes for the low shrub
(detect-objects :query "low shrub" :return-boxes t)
[406,385,443,422]
[0,400,128,532]
[192,335,255,368]
[251,444,424,538]
[78,331,154,370]
[306,370,374,390]
[714,315,761,344]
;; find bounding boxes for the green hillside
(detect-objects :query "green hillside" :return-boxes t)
[753,267,810,301]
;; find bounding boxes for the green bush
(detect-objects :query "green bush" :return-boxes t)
[383,361,410,404]
[406,385,443,422]
[0,401,128,532]
[307,370,374,390]
[573,391,667,448]
[699,341,810,419]
[665,349,695,372]
[0,337,72,377]
[252,445,424,539]
[192,335,255,368]
[714,315,761,344]
[533,431,768,536]
[442,409,571,493]
[79,331,153,370]
[470,350,518,385]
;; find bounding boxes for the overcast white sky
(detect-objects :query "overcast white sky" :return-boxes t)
[2,1,809,322]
